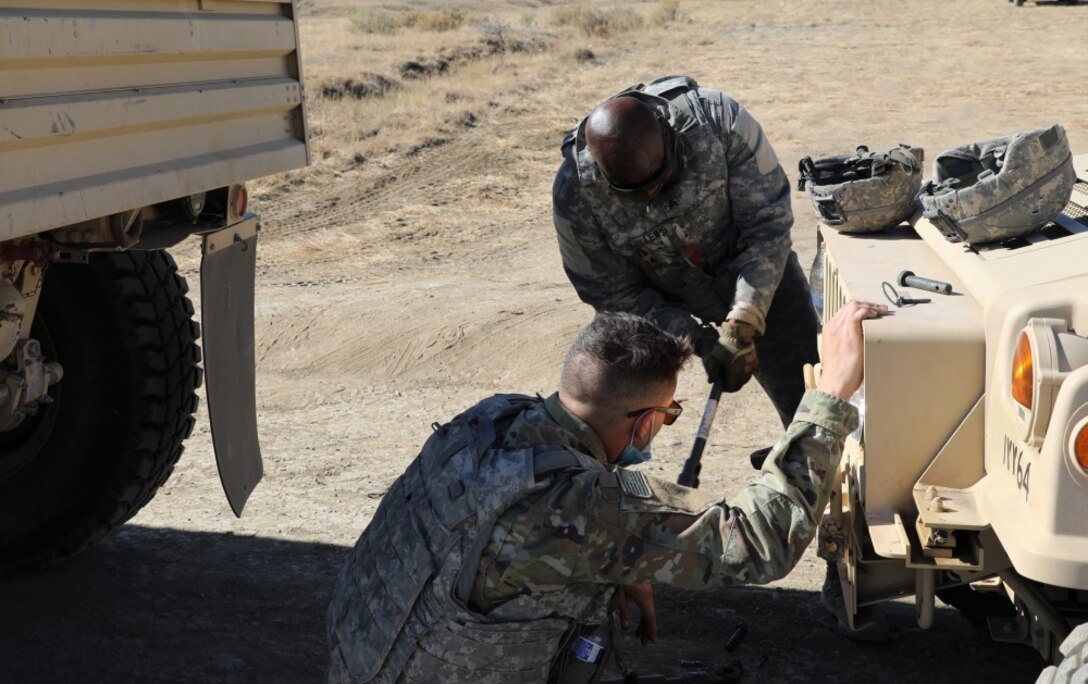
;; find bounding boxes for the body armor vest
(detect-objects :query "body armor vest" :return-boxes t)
[797,144,923,234]
[326,395,613,683]
[918,124,1075,246]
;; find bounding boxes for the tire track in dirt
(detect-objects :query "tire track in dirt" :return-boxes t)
[348,299,575,383]
[254,270,579,388]
[258,129,496,242]
[330,295,570,380]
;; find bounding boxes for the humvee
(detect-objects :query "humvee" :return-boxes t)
[0,0,309,575]
[814,153,1088,663]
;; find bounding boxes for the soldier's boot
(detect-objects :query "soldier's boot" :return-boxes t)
[819,562,890,642]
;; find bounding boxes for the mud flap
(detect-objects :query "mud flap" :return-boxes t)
[200,217,262,516]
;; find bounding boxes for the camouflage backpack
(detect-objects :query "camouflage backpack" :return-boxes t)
[797,144,924,234]
[918,124,1075,246]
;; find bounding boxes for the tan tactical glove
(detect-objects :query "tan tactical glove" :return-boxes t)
[700,321,759,391]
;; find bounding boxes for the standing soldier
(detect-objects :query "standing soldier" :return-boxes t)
[552,75,818,427]
[551,75,876,640]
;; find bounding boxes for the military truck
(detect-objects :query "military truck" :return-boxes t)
[0,0,308,575]
[814,153,1088,662]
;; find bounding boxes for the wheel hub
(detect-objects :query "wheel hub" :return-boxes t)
[0,325,61,480]
[0,339,63,432]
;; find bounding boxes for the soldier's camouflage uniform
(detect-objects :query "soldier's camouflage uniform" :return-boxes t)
[327,389,857,682]
[552,75,819,426]
[477,390,857,604]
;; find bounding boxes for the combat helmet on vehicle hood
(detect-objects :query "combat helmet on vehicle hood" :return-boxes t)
[797,144,924,234]
[918,124,1075,246]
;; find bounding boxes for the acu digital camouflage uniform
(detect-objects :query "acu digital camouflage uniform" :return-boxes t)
[919,124,1076,246]
[552,75,819,426]
[327,389,858,683]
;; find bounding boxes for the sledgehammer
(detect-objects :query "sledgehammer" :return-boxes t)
[677,375,725,488]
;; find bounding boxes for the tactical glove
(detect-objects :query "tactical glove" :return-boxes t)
[699,321,759,391]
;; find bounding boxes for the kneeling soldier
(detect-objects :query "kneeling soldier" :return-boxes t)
[327,301,885,683]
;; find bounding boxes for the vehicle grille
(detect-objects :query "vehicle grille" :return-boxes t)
[1064,200,1088,223]
[1067,180,1088,224]
[823,249,848,321]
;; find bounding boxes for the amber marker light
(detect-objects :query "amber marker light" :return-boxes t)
[1076,423,1088,472]
[234,185,249,218]
[1012,332,1035,408]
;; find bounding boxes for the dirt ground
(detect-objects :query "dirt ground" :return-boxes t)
[3,0,1088,681]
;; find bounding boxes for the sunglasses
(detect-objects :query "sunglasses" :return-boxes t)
[626,399,684,426]
[605,118,677,195]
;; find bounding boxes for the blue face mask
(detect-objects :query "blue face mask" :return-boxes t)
[615,415,656,467]
[616,441,653,467]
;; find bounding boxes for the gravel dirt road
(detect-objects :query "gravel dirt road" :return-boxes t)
[3,0,1086,681]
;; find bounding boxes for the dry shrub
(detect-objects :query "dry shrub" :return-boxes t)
[318,74,399,100]
[350,8,399,34]
[574,47,595,62]
[651,0,680,26]
[474,18,548,53]
[412,8,466,32]
[551,5,643,38]
[399,58,451,80]
[350,7,466,34]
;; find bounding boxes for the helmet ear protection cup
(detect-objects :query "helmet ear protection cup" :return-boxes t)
[919,124,1075,246]
[798,145,924,234]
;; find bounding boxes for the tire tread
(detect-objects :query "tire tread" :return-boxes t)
[0,249,202,576]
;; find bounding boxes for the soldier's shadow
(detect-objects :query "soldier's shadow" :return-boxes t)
[0,529,1049,684]
[0,525,349,683]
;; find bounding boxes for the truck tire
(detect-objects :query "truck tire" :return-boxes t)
[1036,623,1088,682]
[0,250,201,576]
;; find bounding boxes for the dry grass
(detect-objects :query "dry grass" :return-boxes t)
[271,0,1088,209]
[259,0,683,198]
[551,5,644,37]
[349,7,467,34]
[651,0,680,25]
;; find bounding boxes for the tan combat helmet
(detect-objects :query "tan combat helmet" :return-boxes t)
[918,124,1076,246]
[797,144,924,234]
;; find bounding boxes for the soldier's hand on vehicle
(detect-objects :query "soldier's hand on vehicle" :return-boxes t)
[617,583,657,645]
[701,321,758,391]
[816,300,887,401]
